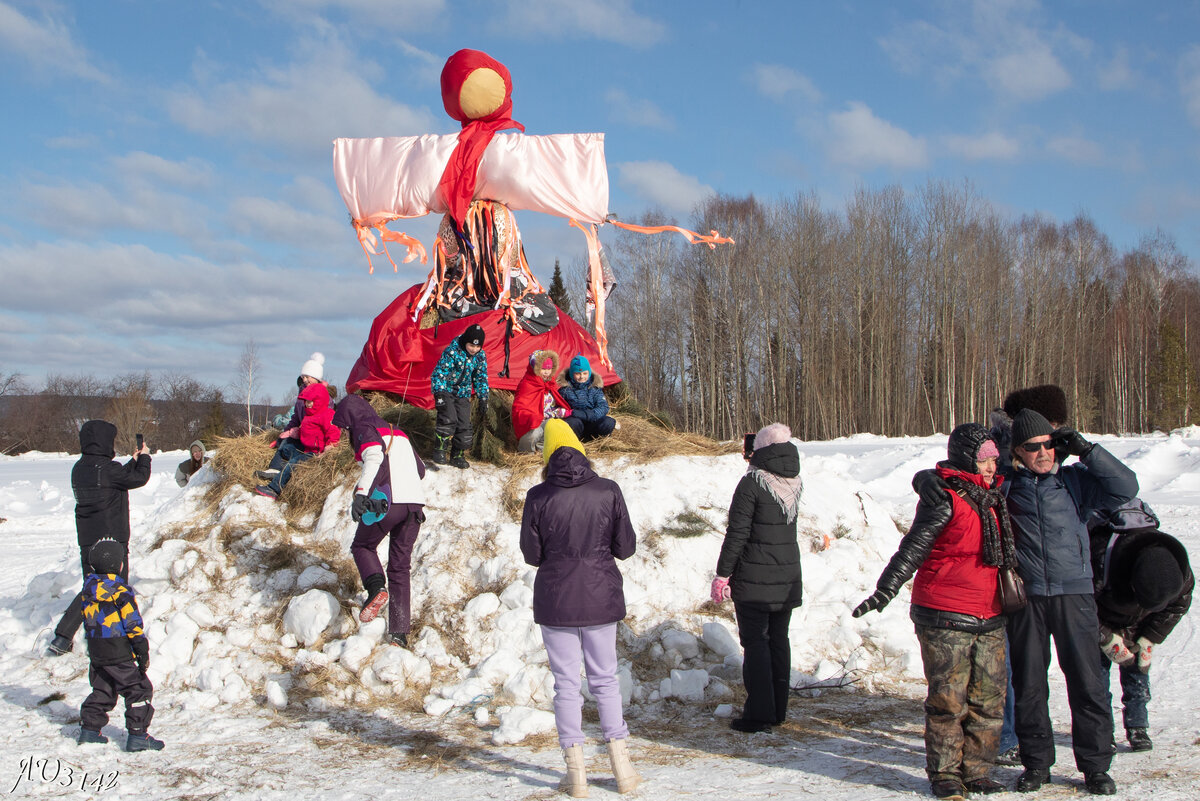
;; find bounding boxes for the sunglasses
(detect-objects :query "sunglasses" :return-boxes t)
[1019,439,1056,453]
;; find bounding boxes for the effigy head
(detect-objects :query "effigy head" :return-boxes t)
[441,49,513,124]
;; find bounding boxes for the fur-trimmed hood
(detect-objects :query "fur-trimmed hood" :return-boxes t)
[529,349,560,376]
[559,368,603,389]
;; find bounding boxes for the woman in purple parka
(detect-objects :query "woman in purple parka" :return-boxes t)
[520,419,640,798]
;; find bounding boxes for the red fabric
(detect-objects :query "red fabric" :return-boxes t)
[298,383,340,453]
[345,284,620,409]
[910,467,1004,619]
[512,368,569,441]
[437,49,524,228]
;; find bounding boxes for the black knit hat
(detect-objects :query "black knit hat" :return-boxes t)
[1003,385,1068,426]
[458,324,485,349]
[88,539,125,575]
[1011,408,1055,447]
[1131,547,1184,612]
[946,423,993,473]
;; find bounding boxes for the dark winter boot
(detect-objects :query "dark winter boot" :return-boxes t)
[126,731,165,752]
[431,435,450,465]
[1083,772,1116,795]
[45,634,73,657]
[77,728,108,745]
[1127,727,1153,751]
[994,745,1021,766]
[1015,768,1050,793]
[963,777,1006,794]
[449,449,470,469]
[930,779,966,800]
[390,632,409,647]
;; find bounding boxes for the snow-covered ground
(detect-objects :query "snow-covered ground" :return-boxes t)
[1,432,1198,799]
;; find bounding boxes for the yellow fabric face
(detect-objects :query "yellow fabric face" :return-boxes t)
[459,68,505,119]
[542,418,585,464]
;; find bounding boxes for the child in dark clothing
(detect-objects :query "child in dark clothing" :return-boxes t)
[559,355,617,441]
[430,324,489,469]
[78,539,163,752]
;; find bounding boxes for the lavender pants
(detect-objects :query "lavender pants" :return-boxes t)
[350,503,424,633]
[541,623,629,748]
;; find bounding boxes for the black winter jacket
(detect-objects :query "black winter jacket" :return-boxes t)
[1002,445,1137,596]
[1092,528,1193,644]
[72,420,151,547]
[717,442,803,611]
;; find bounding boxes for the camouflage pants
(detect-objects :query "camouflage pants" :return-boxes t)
[915,625,1006,783]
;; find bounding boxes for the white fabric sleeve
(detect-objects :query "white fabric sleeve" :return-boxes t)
[356,444,385,495]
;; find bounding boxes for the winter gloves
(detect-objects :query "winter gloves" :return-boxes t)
[912,469,951,509]
[351,493,387,523]
[852,588,895,618]
[133,638,149,674]
[710,576,731,604]
[1136,636,1154,673]
[1052,427,1094,457]
[1100,630,1156,673]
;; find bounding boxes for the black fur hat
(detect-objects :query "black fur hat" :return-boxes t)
[1003,385,1068,426]
[1132,547,1185,612]
[88,539,125,576]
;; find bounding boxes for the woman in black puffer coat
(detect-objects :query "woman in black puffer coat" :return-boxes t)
[712,423,804,732]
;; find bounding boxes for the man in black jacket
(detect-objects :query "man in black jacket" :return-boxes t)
[46,420,151,656]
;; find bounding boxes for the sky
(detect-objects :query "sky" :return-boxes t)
[2,0,1200,401]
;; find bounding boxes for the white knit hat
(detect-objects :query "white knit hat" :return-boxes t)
[300,352,325,380]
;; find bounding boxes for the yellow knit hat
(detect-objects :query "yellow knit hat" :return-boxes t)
[542,418,586,464]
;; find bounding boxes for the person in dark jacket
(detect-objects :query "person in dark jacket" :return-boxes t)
[559,355,617,441]
[47,420,151,657]
[1088,504,1192,752]
[520,419,640,797]
[430,324,489,468]
[711,422,803,734]
[77,539,163,751]
[855,423,1013,799]
[174,440,207,487]
[1001,409,1137,795]
[332,394,426,647]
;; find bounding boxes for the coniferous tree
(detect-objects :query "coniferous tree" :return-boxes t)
[548,259,572,316]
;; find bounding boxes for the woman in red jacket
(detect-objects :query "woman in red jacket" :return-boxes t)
[853,423,1015,801]
[512,349,570,452]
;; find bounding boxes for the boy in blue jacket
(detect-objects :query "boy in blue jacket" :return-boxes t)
[430,324,489,468]
[77,539,163,752]
[559,355,616,441]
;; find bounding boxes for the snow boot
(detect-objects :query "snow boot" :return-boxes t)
[449,449,470,469]
[253,485,278,500]
[254,469,280,480]
[77,728,108,745]
[963,777,1006,794]
[1084,771,1116,795]
[559,743,588,798]
[390,632,408,647]
[995,744,1020,766]
[431,435,450,465]
[45,634,73,657]
[126,731,165,752]
[930,779,966,800]
[606,738,641,794]
[359,587,389,624]
[1127,727,1153,751]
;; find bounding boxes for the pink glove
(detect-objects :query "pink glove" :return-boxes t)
[1136,637,1154,673]
[561,408,572,418]
[710,576,731,604]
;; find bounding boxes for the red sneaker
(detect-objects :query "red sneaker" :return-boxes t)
[359,589,389,623]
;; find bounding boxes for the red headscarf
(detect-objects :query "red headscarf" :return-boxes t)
[437,49,525,229]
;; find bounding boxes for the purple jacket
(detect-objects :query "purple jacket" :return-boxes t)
[520,448,636,627]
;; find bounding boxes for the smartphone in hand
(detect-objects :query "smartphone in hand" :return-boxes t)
[742,433,755,460]
[136,433,144,451]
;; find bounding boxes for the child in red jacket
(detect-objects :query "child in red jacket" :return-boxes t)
[512,350,570,452]
[255,383,340,500]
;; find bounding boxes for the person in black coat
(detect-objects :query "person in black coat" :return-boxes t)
[1089,506,1193,752]
[47,420,151,657]
[712,422,803,733]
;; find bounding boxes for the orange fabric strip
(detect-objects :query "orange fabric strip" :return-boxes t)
[609,220,735,249]
[568,219,612,369]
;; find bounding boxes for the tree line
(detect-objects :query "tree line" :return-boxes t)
[599,179,1198,441]
[0,371,279,455]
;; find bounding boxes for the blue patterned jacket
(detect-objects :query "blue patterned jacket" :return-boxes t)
[431,340,489,400]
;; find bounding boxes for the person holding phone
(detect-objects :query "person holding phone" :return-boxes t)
[47,420,151,657]
[711,423,804,733]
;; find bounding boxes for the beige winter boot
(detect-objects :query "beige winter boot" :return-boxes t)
[559,743,589,798]
[606,738,641,794]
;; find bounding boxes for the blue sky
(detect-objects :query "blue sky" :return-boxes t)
[2,0,1199,402]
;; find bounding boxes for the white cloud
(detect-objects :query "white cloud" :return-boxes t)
[943,132,1020,161]
[752,64,822,104]
[615,161,714,216]
[496,0,666,48]
[827,102,928,170]
[110,152,214,190]
[986,44,1071,100]
[22,180,211,241]
[1180,45,1200,129]
[604,89,673,131]
[165,37,440,153]
[0,1,108,83]
[228,196,347,251]
[45,134,98,150]
[1098,45,1137,91]
[1046,136,1105,165]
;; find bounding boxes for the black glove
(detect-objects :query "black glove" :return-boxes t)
[351,493,369,522]
[912,469,950,508]
[132,638,149,674]
[366,496,388,516]
[852,589,894,618]
[1053,427,1093,457]
[434,392,448,409]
